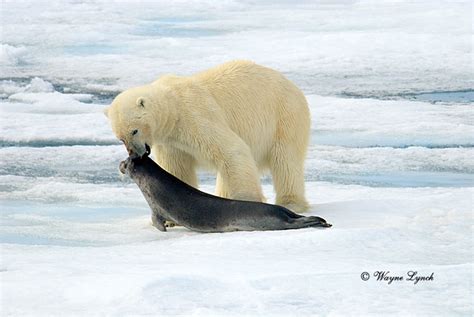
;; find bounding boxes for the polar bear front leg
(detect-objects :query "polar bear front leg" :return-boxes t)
[192,126,264,202]
[151,144,198,187]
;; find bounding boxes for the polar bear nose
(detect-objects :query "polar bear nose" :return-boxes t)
[128,149,140,159]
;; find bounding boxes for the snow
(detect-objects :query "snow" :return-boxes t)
[311,95,474,148]
[1,0,473,316]
[2,186,472,316]
[0,44,28,67]
[1,95,472,317]
[1,0,471,95]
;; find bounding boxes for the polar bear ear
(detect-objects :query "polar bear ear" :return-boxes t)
[136,97,146,108]
[103,106,110,118]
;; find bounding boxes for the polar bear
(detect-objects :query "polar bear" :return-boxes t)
[105,60,310,211]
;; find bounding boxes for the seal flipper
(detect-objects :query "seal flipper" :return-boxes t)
[282,208,304,219]
[151,212,167,232]
[286,216,332,229]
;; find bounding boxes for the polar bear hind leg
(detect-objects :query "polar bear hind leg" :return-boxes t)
[269,141,309,212]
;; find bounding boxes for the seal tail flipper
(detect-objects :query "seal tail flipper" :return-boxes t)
[282,208,304,219]
[287,216,332,229]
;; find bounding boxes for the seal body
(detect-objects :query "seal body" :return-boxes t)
[120,156,331,233]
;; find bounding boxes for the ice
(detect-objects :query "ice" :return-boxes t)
[310,95,474,148]
[0,111,115,146]
[1,83,472,148]
[308,145,474,187]
[0,44,28,66]
[1,0,473,315]
[0,78,55,98]
[0,99,471,202]
[0,90,114,146]
[0,80,28,96]
[1,0,471,95]
[24,77,54,93]
[0,86,472,314]
[1,83,472,316]
[1,185,472,316]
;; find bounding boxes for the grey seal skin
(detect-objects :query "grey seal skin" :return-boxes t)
[120,156,331,233]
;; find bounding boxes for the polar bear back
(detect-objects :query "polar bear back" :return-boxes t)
[154,60,310,165]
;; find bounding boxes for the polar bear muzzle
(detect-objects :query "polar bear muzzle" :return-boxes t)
[126,141,151,159]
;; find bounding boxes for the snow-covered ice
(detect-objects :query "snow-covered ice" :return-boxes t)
[1,0,472,316]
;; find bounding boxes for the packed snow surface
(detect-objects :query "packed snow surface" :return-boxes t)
[1,0,472,316]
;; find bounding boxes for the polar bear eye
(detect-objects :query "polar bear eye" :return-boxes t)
[131,129,138,136]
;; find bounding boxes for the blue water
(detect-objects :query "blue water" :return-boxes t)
[319,171,474,188]
[407,90,474,103]
[1,200,142,222]
[0,201,148,246]
[63,44,125,56]
[135,23,225,38]
[134,16,226,38]
[338,90,474,104]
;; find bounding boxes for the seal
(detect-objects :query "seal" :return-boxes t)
[120,156,331,233]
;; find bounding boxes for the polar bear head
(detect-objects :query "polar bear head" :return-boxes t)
[104,90,152,156]
[104,86,176,157]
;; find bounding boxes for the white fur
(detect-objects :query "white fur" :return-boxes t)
[105,61,310,211]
